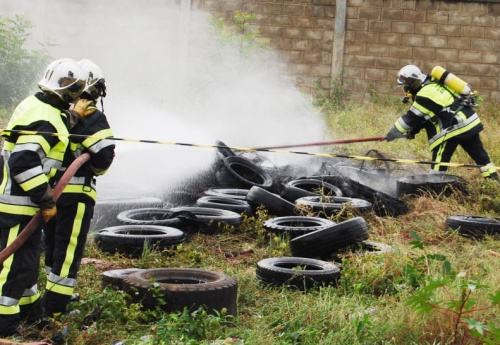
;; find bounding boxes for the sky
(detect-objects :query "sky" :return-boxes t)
[0,0,331,198]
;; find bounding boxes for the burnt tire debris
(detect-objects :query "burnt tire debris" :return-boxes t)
[396,173,467,197]
[216,155,274,190]
[256,257,341,290]
[280,178,343,203]
[445,215,500,238]
[122,268,238,316]
[94,225,185,257]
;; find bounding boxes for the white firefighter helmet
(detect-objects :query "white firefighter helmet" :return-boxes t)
[38,58,86,103]
[397,65,426,89]
[78,59,106,100]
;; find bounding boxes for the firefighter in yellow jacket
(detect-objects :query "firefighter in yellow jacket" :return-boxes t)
[0,58,88,336]
[41,59,115,321]
[385,65,498,181]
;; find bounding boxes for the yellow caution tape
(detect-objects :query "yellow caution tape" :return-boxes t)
[1,129,499,172]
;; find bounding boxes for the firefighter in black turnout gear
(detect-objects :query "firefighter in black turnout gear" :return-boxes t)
[42,59,115,320]
[385,65,498,180]
[0,58,88,336]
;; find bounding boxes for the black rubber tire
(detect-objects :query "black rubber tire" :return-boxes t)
[102,268,145,290]
[216,156,274,190]
[256,257,341,290]
[290,217,369,259]
[116,208,183,227]
[344,179,409,217]
[294,196,372,217]
[280,179,343,203]
[445,215,500,238]
[396,174,467,197]
[196,195,252,215]
[246,186,298,217]
[263,216,336,238]
[215,140,237,158]
[204,188,250,200]
[168,206,242,234]
[94,225,185,257]
[330,241,394,262]
[122,268,238,316]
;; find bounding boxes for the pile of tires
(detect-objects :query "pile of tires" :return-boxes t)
[122,268,238,316]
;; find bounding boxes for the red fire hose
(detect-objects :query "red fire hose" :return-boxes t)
[253,136,387,150]
[0,153,91,265]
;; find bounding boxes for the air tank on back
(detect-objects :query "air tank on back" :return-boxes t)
[431,66,473,96]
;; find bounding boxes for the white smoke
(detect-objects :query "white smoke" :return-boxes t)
[1,0,330,197]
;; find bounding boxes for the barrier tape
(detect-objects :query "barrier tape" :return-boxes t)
[1,129,499,172]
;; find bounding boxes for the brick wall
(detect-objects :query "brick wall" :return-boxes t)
[192,0,500,102]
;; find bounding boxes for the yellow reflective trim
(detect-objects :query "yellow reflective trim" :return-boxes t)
[394,121,406,133]
[16,134,50,154]
[82,128,113,147]
[19,174,47,192]
[0,304,20,315]
[45,281,73,296]
[0,203,38,216]
[61,203,84,278]
[19,292,40,306]
[0,225,20,294]
[3,141,14,150]
[429,118,481,151]
[62,185,97,201]
[0,164,7,193]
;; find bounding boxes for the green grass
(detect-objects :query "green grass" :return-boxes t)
[3,95,500,345]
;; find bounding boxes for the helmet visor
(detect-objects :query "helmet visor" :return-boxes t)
[67,80,86,94]
[397,75,414,85]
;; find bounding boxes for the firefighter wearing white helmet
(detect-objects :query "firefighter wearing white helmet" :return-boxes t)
[0,58,90,336]
[386,64,498,181]
[41,59,115,322]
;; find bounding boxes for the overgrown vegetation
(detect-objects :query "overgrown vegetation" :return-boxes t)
[0,14,52,110]
[2,11,500,345]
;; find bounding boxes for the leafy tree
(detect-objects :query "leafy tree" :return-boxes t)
[0,14,52,111]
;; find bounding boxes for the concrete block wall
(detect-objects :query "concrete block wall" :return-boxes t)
[192,0,500,102]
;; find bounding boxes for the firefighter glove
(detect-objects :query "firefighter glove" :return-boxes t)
[38,185,57,223]
[385,126,406,142]
[73,99,96,117]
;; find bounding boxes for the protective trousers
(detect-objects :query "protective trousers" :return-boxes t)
[42,200,93,317]
[0,222,43,336]
[431,133,497,178]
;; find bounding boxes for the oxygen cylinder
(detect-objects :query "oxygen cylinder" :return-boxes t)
[431,66,472,96]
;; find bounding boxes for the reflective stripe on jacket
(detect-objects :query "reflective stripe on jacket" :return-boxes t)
[0,95,69,226]
[393,81,483,150]
[59,107,115,202]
